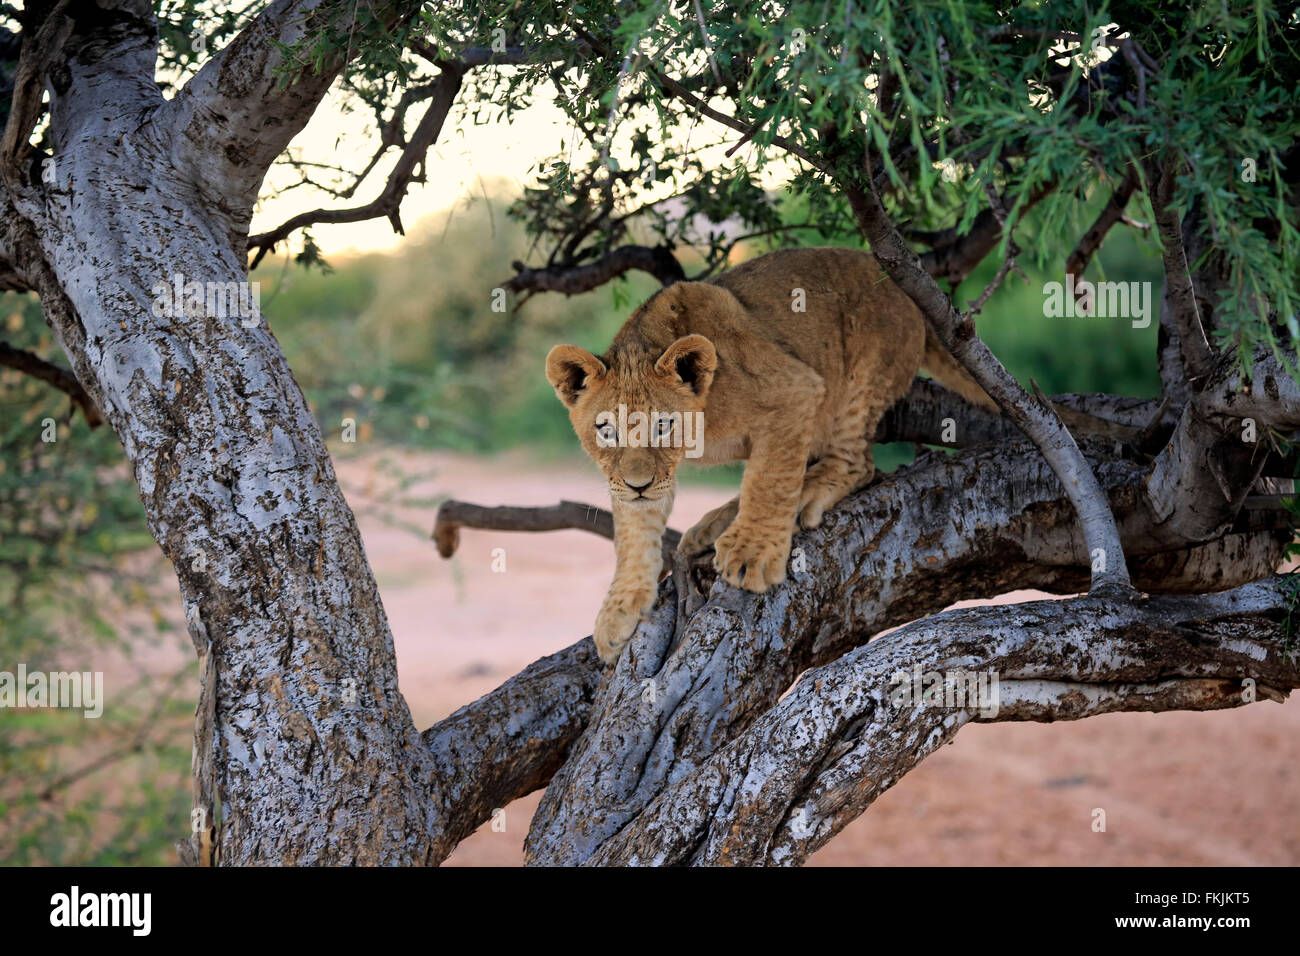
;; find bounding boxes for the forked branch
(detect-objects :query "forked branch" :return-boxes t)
[248,66,465,268]
[503,244,686,295]
[585,577,1297,866]
[845,176,1133,592]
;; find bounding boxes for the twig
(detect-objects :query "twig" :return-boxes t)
[1065,165,1140,296]
[691,0,723,86]
[504,244,685,295]
[433,498,683,566]
[247,66,464,268]
[963,245,1018,320]
[0,342,102,426]
[962,184,1023,320]
[572,23,827,173]
[39,666,190,800]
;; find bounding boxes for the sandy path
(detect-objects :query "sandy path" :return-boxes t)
[336,448,1300,867]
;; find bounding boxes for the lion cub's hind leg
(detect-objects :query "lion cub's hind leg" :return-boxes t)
[796,387,881,530]
[679,495,740,556]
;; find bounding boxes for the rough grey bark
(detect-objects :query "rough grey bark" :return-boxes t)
[1144,350,1300,545]
[10,8,435,864]
[2,0,447,865]
[423,640,605,861]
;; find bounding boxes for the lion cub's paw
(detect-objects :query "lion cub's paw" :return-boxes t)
[593,601,644,664]
[679,498,740,556]
[713,523,790,592]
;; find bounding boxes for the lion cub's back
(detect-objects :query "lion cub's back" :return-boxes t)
[708,246,924,376]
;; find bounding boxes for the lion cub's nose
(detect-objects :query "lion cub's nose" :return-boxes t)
[624,478,652,493]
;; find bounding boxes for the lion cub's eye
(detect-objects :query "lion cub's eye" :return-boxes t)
[594,421,618,445]
[653,417,674,440]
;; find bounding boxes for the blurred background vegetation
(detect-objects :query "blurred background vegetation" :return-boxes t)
[0,190,1163,864]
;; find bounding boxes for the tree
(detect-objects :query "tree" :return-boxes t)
[1,0,1297,865]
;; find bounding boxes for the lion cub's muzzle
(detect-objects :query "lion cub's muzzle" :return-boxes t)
[609,476,674,503]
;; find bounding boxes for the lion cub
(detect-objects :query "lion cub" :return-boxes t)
[547,246,992,663]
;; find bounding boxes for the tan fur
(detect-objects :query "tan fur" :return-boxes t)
[546,246,994,663]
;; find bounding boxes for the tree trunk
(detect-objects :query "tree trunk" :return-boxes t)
[4,0,438,864]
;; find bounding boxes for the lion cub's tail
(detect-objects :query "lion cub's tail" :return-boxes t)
[920,329,999,410]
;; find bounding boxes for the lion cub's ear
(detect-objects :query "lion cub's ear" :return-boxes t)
[546,345,607,408]
[655,334,717,397]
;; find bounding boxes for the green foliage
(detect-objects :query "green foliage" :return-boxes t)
[0,300,157,660]
[154,0,261,85]
[959,203,1164,397]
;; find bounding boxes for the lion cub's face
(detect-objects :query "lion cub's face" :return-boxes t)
[546,334,716,505]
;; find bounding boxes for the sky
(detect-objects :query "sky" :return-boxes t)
[249,84,576,259]
[245,68,796,263]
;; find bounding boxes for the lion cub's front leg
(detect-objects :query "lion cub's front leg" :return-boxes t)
[713,424,814,592]
[593,490,674,663]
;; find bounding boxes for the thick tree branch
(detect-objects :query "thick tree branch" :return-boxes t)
[1144,348,1300,543]
[165,0,424,238]
[414,434,1287,865]
[1145,153,1217,385]
[523,438,1287,864]
[585,576,1298,865]
[877,378,1160,449]
[422,639,605,862]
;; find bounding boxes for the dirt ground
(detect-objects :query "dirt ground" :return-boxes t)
[334,448,1300,867]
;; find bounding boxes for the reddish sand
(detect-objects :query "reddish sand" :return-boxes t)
[336,449,1300,867]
